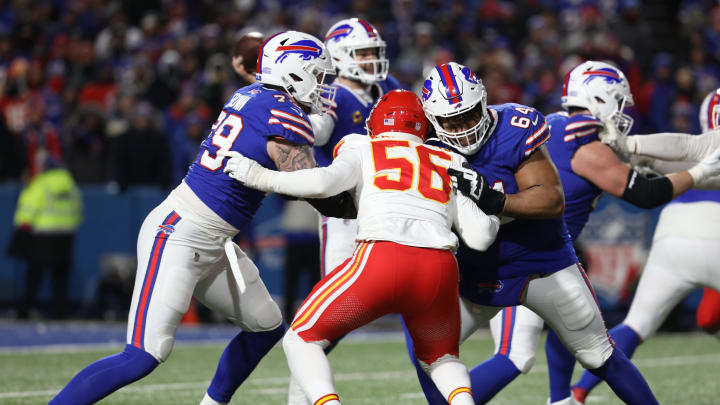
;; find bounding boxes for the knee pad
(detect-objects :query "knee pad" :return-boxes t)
[574,339,613,370]
[507,351,536,374]
[147,323,177,362]
[552,286,595,332]
[243,298,283,332]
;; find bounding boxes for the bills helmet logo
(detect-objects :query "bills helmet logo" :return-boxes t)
[582,67,622,85]
[461,66,478,84]
[476,281,504,294]
[325,24,354,42]
[422,79,433,102]
[275,40,322,63]
[157,224,175,235]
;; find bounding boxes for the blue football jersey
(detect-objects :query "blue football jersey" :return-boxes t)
[545,112,604,240]
[450,104,577,305]
[314,75,402,167]
[184,83,314,230]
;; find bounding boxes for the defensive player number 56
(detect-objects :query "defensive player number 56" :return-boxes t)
[370,140,453,203]
[200,110,244,171]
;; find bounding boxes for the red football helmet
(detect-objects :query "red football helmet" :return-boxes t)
[367,89,429,141]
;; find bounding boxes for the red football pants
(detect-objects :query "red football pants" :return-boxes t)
[291,241,461,365]
[697,287,720,333]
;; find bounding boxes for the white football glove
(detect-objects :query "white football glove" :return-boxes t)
[219,150,266,189]
[688,146,720,184]
[598,117,623,147]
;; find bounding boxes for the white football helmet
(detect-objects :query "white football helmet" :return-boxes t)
[324,18,388,85]
[562,61,635,135]
[699,87,720,133]
[421,62,491,155]
[256,31,336,114]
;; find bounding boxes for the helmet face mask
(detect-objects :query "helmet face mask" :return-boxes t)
[562,61,635,135]
[325,18,389,85]
[256,31,337,114]
[422,62,491,155]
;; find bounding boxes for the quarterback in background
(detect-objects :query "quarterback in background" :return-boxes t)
[312,17,402,276]
[223,90,501,405]
[49,31,344,405]
[287,17,402,405]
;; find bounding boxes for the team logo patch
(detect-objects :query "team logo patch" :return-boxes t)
[275,40,322,63]
[352,110,363,124]
[157,224,175,235]
[422,79,433,102]
[476,280,504,294]
[325,24,354,42]
[582,67,621,85]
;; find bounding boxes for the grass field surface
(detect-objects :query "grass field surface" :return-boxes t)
[1,331,718,404]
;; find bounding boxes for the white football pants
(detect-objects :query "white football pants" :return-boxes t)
[127,198,282,362]
[461,263,614,370]
[624,235,720,339]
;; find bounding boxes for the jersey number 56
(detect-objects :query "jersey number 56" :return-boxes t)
[370,140,452,204]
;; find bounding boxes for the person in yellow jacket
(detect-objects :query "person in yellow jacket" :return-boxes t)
[10,150,82,319]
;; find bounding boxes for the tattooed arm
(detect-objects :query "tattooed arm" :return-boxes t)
[265,137,358,218]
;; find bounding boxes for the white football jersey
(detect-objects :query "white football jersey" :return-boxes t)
[332,132,486,250]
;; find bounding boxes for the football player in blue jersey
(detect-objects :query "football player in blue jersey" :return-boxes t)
[549,80,720,404]
[407,61,660,405]
[310,17,402,276]
[49,31,353,405]
[287,17,403,405]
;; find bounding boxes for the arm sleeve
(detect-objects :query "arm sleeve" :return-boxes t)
[627,131,720,162]
[251,148,361,198]
[308,113,336,147]
[451,189,500,251]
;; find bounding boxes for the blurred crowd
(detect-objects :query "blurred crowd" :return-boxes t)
[1,0,720,187]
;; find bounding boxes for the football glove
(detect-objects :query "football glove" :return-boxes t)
[220,150,266,189]
[448,163,506,216]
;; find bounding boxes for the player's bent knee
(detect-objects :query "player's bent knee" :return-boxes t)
[574,344,612,370]
[244,299,283,332]
[146,325,177,363]
[508,352,536,374]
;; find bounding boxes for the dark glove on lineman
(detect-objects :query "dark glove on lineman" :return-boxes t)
[448,163,506,216]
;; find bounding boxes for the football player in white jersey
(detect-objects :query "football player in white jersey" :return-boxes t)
[286,18,403,405]
[566,88,720,403]
[223,89,501,405]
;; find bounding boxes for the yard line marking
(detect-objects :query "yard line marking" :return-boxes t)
[3,353,718,399]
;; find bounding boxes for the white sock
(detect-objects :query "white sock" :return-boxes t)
[288,374,312,405]
[283,329,338,404]
[199,392,227,405]
[428,356,474,405]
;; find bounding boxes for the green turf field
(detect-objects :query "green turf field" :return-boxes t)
[1,331,718,404]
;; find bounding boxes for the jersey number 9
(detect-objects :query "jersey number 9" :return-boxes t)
[200,110,244,171]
